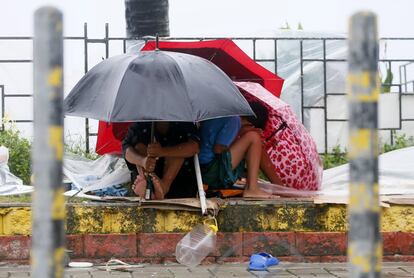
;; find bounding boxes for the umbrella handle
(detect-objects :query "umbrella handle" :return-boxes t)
[144,175,154,200]
[194,154,207,215]
[144,122,157,200]
[150,122,156,143]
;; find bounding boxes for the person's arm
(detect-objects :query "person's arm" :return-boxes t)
[147,123,200,158]
[213,144,228,154]
[147,139,199,158]
[212,117,241,155]
[125,143,156,172]
[122,123,155,172]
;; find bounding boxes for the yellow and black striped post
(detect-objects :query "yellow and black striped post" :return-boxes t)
[32,7,65,278]
[347,12,381,277]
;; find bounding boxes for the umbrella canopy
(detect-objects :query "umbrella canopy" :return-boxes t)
[95,82,322,191]
[235,82,323,191]
[64,50,253,122]
[141,39,284,97]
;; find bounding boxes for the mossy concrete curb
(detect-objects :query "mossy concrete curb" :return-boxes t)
[0,201,413,235]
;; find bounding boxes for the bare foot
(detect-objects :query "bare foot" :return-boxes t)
[243,188,278,199]
[132,175,147,197]
[150,174,165,200]
[234,178,246,189]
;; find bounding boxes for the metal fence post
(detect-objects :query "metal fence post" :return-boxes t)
[83,23,90,153]
[348,12,381,277]
[32,6,65,278]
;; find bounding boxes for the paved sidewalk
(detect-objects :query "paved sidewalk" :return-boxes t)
[1,262,414,277]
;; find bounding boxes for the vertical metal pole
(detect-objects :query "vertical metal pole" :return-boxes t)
[83,23,90,153]
[252,39,256,61]
[123,39,127,54]
[300,40,304,123]
[323,39,328,153]
[398,65,402,90]
[32,6,65,278]
[404,65,408,92]
[274,39,278,74]
[348,12,381,278]
[105,23,109,59]
[1,85,4,131]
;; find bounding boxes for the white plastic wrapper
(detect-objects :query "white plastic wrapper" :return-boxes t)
[2,146,414,198]
[263,31,347,152]
[257,30,408,152]
[321,146,414,196]
[0,145,33,196]
[0,152,131,196]
[0,145,9,165]
[257,30,347,117]
[63,153,130,194]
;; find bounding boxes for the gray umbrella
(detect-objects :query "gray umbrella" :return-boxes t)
[64,50,254,211]
[64,50,254,122]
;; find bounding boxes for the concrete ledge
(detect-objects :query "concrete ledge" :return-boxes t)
[1,201,414,235]
[0,201,413,262]
[1,232,414,263]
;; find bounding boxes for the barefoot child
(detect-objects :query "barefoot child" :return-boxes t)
[199,116,276,199]
[241,101,284,186]
[122,122,200,199]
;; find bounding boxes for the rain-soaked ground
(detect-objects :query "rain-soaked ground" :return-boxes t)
[1,262,413,277]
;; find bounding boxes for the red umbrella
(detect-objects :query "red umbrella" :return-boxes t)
[95,121,132,155]
[96,39,284,155]
[142,39,284,96]
[236,82,323,191]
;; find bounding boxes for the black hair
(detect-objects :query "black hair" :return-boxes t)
[246,101,268,129]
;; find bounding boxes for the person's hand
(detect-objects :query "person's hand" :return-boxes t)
[147,142,164,157]
[143,156,157,172]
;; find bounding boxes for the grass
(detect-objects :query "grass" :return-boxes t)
[0,195,89,204]
[382,132,414,153]
[0,195,32,203]
[65,136,99,160]
[321,146,348,170]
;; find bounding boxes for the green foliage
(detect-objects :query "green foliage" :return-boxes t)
[64,138,99,160]
[321,145,348,169]
[0,194,91,204]
[322,133,414,169]
[0,194,32,203]
[0,121,31,185]
[280,21,304,30]
[382,132,414,153]
[382,68,393,93]
[0,120,100,186]
[280,21,291,30]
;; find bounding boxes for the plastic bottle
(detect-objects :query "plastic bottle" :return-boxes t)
[175,223,218,268]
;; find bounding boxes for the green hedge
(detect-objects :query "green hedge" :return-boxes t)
[0,125,31,185]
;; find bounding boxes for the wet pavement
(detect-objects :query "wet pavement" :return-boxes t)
[1,262,414,277]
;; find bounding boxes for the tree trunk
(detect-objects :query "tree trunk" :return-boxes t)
[125,0,170,38]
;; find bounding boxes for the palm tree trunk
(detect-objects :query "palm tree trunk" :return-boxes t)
[125,0,170,38]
